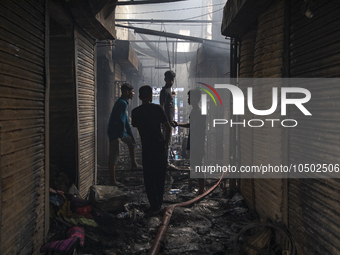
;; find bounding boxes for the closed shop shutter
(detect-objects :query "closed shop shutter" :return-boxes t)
[252,0,285,221]
[0,0,46,254]
[75,26,96,199]
[289,1,340,254]
[239,26,257,210]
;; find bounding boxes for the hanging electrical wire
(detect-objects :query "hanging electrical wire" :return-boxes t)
[116,9,224,23]
[183,7,223,20]
[115,3,225,15]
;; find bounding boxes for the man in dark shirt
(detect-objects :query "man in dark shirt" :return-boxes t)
[132,85,171,216]
[160,70,176,165]
[107,83,138,187]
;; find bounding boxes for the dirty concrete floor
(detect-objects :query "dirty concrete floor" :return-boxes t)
[49,170,254,255]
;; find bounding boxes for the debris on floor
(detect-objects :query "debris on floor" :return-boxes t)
[45,167,260,255]
[89,185,127,212]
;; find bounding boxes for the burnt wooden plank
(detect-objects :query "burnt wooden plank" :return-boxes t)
[0,119,44,132]
[77,42,94,60]
[78,95,95,101]
[0,40,44,66]
[1,144,44,167]
[0,86,44,101]
[79,127,95,134]
[78,77,95,86]
[77,31,95,50]
[79,171,94,183]
[3,137,43,157]
[78,63,95,75]
[0,16,44,49]
[0,109,44,121]
[78,104,95,109]
[2,161,44,190]
[2,166,43,203]
[0,98,44,110]
[0,51,44,74]
[2,183,40,223]
[2,127,44,143]
[0,62,44,83]
[2,193,43,254]
[78,82,95,90]
[20,0,45,22]
[0,1,44,31]
[0,27,44,58]
[0,75,44,92]
[78,88,95,95]
[78,49,94,64]
[24,0,45,16]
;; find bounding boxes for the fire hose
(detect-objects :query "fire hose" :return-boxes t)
[148,172,227,255]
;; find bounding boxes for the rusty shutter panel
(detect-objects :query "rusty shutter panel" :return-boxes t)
[252,0,285,222]
[289,1,340,254]
[75,26,96,199]
[0,0,46,254]
[239,25,257,211]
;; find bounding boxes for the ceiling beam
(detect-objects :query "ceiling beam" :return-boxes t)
[116,24,229,44]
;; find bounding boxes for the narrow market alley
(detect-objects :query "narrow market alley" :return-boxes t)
[1,0,340,255]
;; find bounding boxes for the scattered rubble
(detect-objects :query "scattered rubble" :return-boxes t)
[45,169,259,255]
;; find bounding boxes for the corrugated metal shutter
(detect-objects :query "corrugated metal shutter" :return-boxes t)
[252,0,285,221]
[239,26,256,211]
[0,0,46,254]
[289,1,340,254]
[75,26,96,199]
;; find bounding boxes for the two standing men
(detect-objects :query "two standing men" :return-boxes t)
[106,70,176,213]
[107,81,171,215]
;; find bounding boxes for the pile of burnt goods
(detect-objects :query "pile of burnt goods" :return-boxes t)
[45,166,294,255]
[43,185,127,254]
